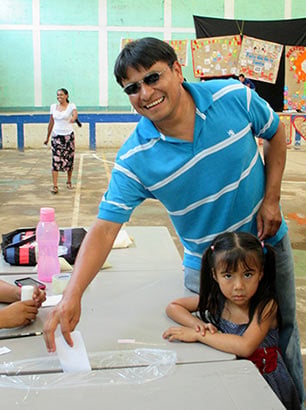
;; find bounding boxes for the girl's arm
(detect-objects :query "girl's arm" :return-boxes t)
[0,280,45,306]
[0,280,20,303]
[166,296,199,326]
[164,300,278,357]
[165,296,216,335]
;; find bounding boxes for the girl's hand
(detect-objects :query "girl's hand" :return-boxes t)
[32,287,46,307]
[194,321,218,336]
[163,326,199,343]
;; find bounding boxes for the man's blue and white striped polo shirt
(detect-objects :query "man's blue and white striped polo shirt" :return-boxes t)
[98,79,287,270]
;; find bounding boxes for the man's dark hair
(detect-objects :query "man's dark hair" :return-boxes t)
[114,37,178,86]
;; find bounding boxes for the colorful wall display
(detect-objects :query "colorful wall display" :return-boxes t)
[120,38,134,50]
[284,46,306,112]
[278,114,293,144]
[120,39,188,66]
[166,40,188,66]
[238,36,283,84]
[191,35,241,78]
[292,114,306,141]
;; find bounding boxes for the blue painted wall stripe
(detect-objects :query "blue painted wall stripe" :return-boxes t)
[0,113,141,151]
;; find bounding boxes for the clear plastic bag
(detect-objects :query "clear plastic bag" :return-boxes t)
[0,348,176,390]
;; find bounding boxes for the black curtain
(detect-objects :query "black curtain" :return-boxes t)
[193,16,306,112]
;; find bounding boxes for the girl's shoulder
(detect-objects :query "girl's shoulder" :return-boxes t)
[261,299,278,315]
[256,299,278,329]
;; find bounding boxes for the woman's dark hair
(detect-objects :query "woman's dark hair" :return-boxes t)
[57,88,69,103]
[114,37,178,86]
[198,232,278,327]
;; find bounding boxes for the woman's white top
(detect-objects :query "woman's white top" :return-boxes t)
[50,103,76,135]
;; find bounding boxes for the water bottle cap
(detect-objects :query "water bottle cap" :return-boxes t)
[40,207,55,222]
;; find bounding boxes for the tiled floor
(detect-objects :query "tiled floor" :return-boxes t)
[0,147,305,400]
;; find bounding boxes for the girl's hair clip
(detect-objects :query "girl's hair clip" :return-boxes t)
[210,245,214,252]
[261,241,264,248]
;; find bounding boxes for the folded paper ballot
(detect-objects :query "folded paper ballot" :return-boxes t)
[55,330,91,373]
[42,294,62,307]
[113,229,133,248]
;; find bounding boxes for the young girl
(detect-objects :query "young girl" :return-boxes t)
[163,232,300,410]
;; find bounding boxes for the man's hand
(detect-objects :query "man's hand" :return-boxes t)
[256,198,282,240]
[43,295,81,352]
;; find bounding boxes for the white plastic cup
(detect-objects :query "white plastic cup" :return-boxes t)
[21,285,34,301]
[52,273,71,295]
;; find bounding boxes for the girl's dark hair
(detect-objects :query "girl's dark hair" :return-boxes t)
[198,232,278,327]
[114,37,178,86]
[57,88,69,103]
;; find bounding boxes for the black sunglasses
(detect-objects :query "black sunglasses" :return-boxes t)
[123,67,168,95]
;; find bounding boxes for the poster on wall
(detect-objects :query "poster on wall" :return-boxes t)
[238,35,283,84]
[284,46,306,112]
[120,39,188,66]
[166,40,188,66]
[191,35,241,78]
[278,114,293,144]
[120,38,133,50]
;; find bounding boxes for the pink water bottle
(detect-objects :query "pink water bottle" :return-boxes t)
[36,207,60,282]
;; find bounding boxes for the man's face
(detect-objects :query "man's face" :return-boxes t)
[121,61,184,127]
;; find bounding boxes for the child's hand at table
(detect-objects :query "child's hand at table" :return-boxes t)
[0,300,40,328]
[163,321,218,343]
[163,326,200,343]
[192,318,218,336]
[32,287,46,307]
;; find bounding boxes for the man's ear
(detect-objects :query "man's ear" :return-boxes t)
[172,60,184,82]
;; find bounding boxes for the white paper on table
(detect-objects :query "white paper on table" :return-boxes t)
[0,347,11,355]
[42,294,62,307]
[112,229,133,248]
[55,330,91,373]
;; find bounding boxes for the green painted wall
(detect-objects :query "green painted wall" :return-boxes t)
[234,0,285,20]
[0,0,305,111]
[172,0,225,27]
[0,30,34,106]
[40,0,99,25]
[40,31,99,106]
[107,0,164,26]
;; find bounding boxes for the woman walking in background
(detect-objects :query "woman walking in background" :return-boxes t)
[44,88,78,194]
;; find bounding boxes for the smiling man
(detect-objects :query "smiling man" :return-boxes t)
[44,37,304,405]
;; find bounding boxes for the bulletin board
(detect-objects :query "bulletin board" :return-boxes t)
[238,35,283,84]
[292,114,306,139]
[120,39,188,66]
[278,114,293,144]
[166,40,188,66]
[284,46,306,111]
[120,38,133,50]
[191,35,241,78]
